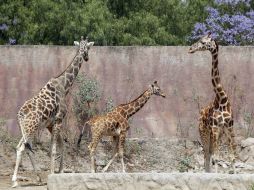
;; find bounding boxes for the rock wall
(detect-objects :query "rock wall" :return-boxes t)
[0,46,254,137]
[47,173,254,190]
[239,138,254,172]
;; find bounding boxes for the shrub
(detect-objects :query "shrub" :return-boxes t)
[73,73,101,126]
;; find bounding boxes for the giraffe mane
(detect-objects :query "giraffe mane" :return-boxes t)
[119,90,148,106]
[54,52,79,78]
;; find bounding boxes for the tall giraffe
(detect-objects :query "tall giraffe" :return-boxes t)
[12,36,94,187]
[78,81,166,173]
[189,33,237,173]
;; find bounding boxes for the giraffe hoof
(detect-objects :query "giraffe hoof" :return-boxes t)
[11,181,18,188]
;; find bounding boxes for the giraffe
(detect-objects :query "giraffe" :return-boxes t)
[11,36,94,187]
[189,33,237,173]
[77,81,166,173]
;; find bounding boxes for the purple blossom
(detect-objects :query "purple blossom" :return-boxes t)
[190,0,254,45]
[194,23,207,33]
[189,23,208,40]
[247,10,254,19]
[0,24,8,31]
[206,7,220,18]
[9,38,16,45]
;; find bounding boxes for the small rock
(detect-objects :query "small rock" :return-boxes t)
[241,138,254,148]
[218,160,230,168]
[235,162,246,168]
[235,162,254,170]
[239,147,250,162]
[17,176,31,181]
[246,155,254,165]
[127,163,135,167]
[96,160,107,166]
[239,145,254,163]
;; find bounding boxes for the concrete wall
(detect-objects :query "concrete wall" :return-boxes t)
[0,46,254,137]
[47,173,254,190]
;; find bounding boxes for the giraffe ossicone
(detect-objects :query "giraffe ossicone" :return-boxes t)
[78,81,166,173]
[11,36,94,188]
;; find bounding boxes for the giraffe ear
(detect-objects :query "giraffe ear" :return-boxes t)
[87,42,94,49]
[74,41,80,46]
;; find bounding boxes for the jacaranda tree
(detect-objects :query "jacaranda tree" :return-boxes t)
[191,0,254,45]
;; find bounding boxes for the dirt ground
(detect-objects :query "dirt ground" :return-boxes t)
[0,128,252,189]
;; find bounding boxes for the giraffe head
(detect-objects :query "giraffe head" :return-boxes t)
[74,36,94,61]
[188,33,217,54]
[149,81,166,98]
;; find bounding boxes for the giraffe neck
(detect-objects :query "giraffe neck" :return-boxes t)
[55,52,83,94]
[121,90,152,118]
[211,44,221,90]
[210,44,228,107]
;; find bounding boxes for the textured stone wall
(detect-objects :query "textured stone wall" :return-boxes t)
[0,46,253,137]
[47,173,254,190]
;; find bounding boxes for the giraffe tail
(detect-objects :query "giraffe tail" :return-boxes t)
[24,142,34,154]
[77,122,89,148]
[77,133,83,148]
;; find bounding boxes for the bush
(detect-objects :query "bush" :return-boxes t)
[73,73,101,126]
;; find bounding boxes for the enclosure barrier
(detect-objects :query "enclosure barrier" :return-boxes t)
[47,173,254,190]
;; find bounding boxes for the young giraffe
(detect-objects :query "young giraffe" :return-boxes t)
[77,81,166,173]
[189,33,237,173]
[12,36,94,187]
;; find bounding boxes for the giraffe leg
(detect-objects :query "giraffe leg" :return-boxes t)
[88,136,101,173]
[225,122,237,174]
[203,142,211,173]
[26,150,42,183]
[199,121,211,172]
[50,122,61,174]
[50,132,56,173]
[12,138,25,188]
[118,133,126,173]
[211,126,220,173]
[47,124,64,173]
[102,136,119,172]
[90,152,96,173]
[102,153,118,173]
[57,133,64,173]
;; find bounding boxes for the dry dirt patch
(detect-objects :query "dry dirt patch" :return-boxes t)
[1,128,254,189]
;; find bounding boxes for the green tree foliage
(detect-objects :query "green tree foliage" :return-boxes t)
[103,0,213,45]
[103,97,115,113]
[0,0,216,45]
[0,0,113,44]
